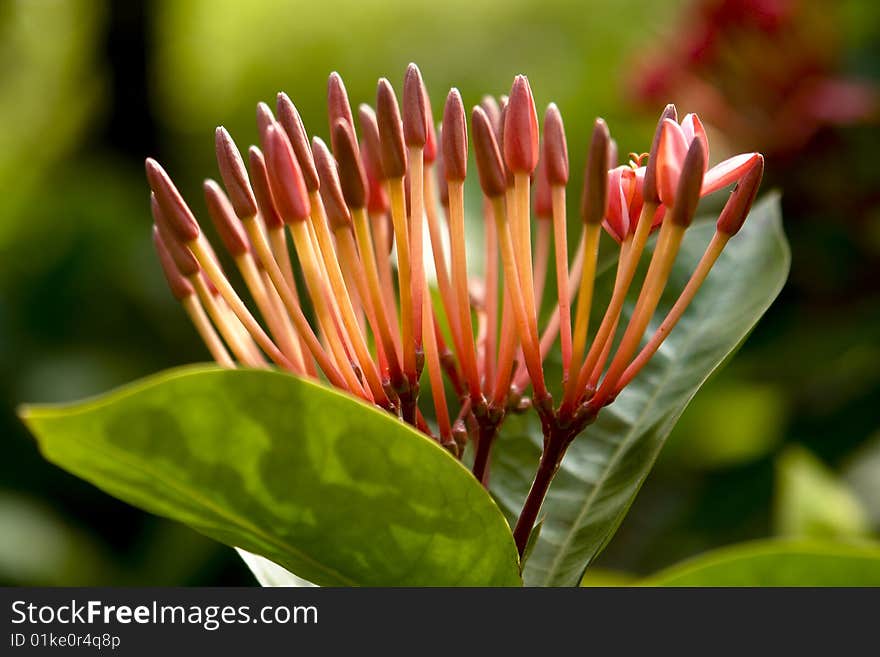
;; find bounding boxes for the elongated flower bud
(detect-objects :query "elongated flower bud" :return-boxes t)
[255,102,275,147]
[717,155,764,235]
[669,139,705,227]
[580,118,610,225]
[358,104,385,180]
[328,71,355,154]
[203,179,250,256]
[480,95,501,136]
[152,226,194,300]
[471,105,505,198]
[247,146,284,230]
[643,103,678,204]
[403,63,427,148]
[145,158,200,242]
[376,78,407,178]
[215,127,258,219]
[543,103,569,186]
[263,124,311,223]
[503,75,539,174]
[312,136,352,230]
[276,92,320,193]
[333,119,368,209]
[442,89,467,182]
[150,194,199,275]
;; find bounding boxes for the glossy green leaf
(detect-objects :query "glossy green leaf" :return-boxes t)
[491,194,790,586]
[643,539,880,586]
[20,367,521,586]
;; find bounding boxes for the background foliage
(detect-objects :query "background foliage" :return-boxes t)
[1,0,877,585]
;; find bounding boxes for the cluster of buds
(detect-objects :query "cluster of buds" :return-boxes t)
[146,64,764,555]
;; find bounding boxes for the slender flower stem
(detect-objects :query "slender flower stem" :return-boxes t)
[448,180,483,403]
[567,222,601,379]
[371,210,403,359]
[492,286,517,407]
[216,294,267,365]
[181,291,235,367]
[587,239,632,387]
[229,221,345,387]
[235,252,303,372]
[308,191,388,404]
[350,206,406,388]
[562,201,658,413]
[532,218,551,318]
[471,419,501,486]
[513,173,542,360]
[511,228,585,392]
[419,259,452,443]
[289,219,370,399]
[550,185,572,376]
[408,146,426,358]
[332,224,389,373]
[483,199,499,385]
[491,196,547,399]
[424,168,467,392]
[388,177,417,384]
[258,268,307,373]
[190,274,258,365]
[592,220,686,407]
[615,231,728,393]
[189,237,296,372]
[512,427,573,556]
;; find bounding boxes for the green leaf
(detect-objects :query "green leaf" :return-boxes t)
[20,367,521,587]
[491,194,790,586]
[775,445,870,540]
[643,539,880,586]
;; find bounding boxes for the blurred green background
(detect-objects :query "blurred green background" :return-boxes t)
[1,0,877,585]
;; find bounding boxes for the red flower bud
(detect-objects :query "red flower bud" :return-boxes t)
[276,92,320,193]
[580,118,610,225]
[503,75,539,174]
[542,103,569,186]
[717,155,764,235]
[441,88,467,182]
[145,158,200,242]
[376,78,407,178]
[471,105,505,199]
[312,136,353,231]
[263,125,311,223]
[203,179,250,256]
